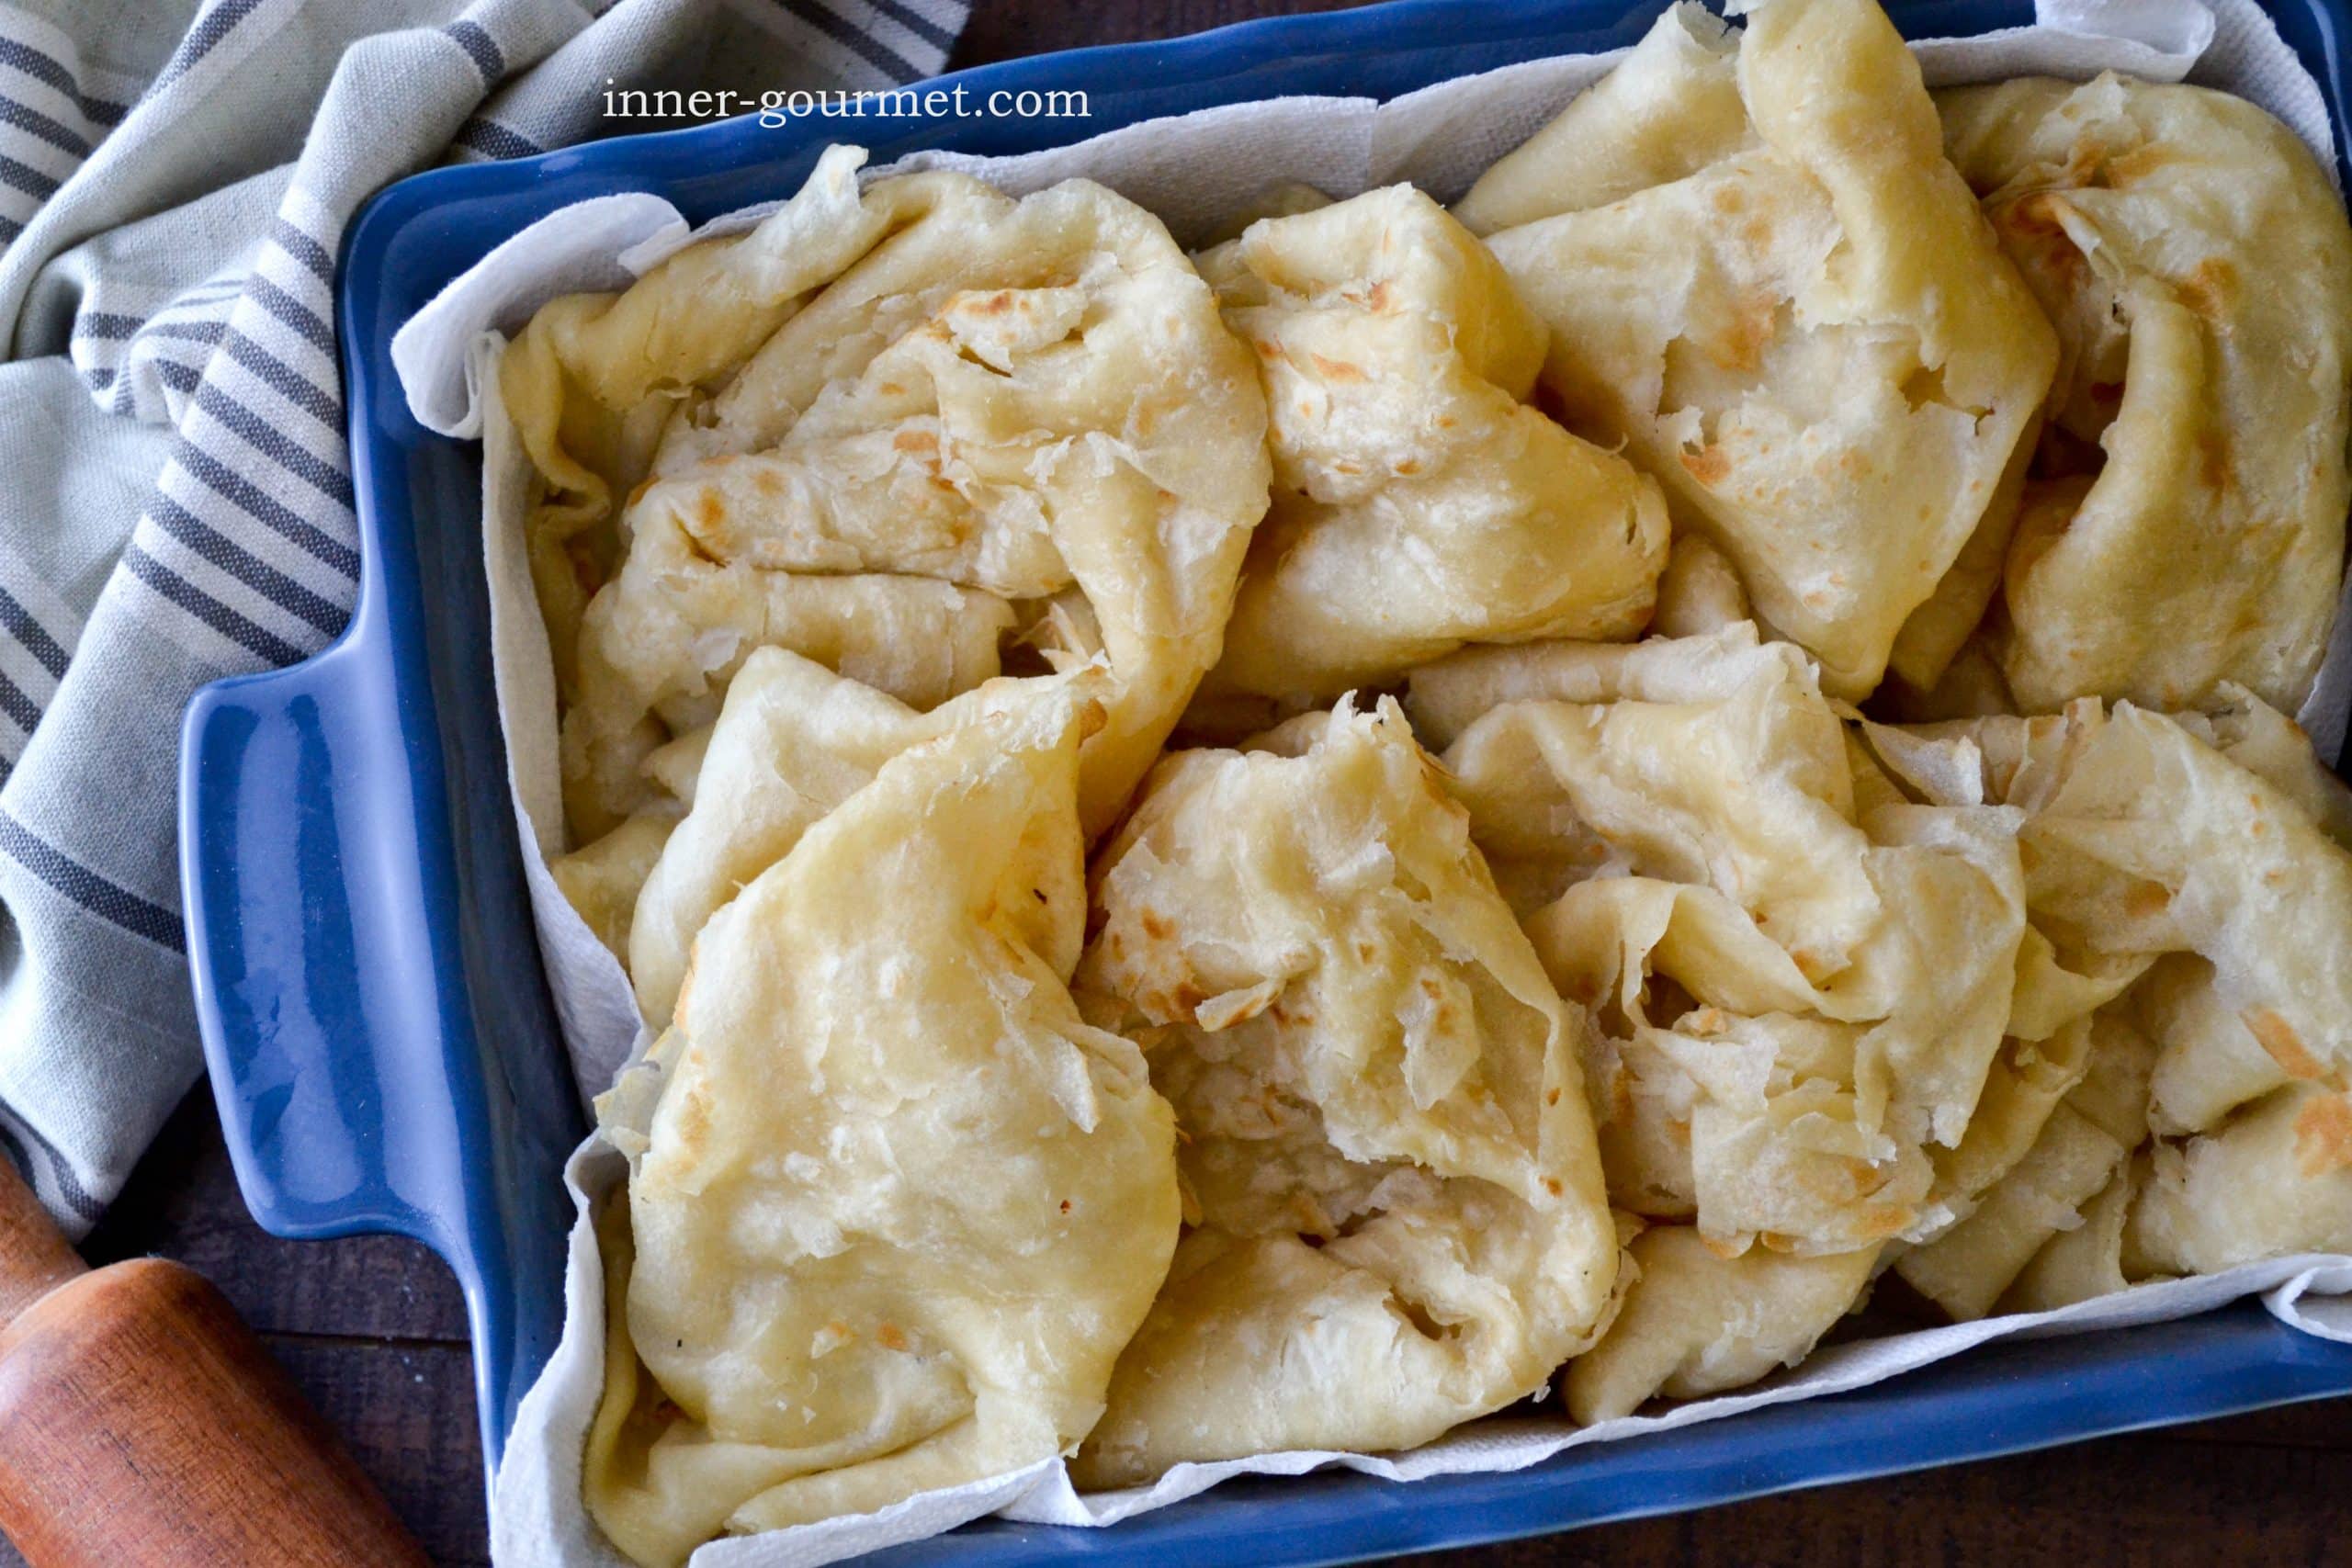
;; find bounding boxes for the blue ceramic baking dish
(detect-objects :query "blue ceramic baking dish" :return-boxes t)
[178,0,2352,1560]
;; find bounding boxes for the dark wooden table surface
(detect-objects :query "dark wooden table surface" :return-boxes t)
[31,4,2344,1565]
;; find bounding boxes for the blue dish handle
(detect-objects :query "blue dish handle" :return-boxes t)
[179,459,581,1481]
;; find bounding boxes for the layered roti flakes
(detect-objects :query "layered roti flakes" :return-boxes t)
[1195,184,1668,705]
[1855,697,2352,1316]
[1937,75,2352,714]
[1417,624,2032,1414]
[509,144,1272,848]
[1464,0,2058,698]
[622,646,1069,1027]
[583,685,1179,1567]
[1564,1227,1877,1424]
[1069,701,1617,1483]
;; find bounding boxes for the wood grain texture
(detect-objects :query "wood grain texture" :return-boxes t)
[40,4,2337,1563]
[0,1258,430,1567]
[0,1160,84,1330]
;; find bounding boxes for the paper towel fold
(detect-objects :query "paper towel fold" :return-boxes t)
[385,4,2352,1564]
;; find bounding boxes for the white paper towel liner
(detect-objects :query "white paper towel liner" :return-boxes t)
[384,5,2352,1563]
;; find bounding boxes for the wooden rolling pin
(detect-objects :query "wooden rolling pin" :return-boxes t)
[0,1154,432,1566]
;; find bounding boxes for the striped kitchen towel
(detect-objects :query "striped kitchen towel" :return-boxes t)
[0,0,969,1236]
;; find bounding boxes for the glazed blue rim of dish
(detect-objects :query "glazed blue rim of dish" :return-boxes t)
[176,0,2352,1560]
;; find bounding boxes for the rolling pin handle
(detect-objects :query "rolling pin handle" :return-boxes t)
[0,1151,431,1566]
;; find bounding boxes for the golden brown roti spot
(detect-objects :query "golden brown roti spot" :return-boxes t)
[2196,428,2234,494]
[1833,1156,1883,1197]
[1707,291,1781,374]
[1307,353,1369,384]
[2102,141,2180,185]
[1789,947,1835,985]
[1601,1066,1635,1124]
[2123,881,2173,919]
[2292,1091,2352,1177]
[2055,140,2101,184]
[2177,257,2241,321]
[1681,445,1732,487]
[672,1069,713,1156]
[693,489,725,530]
[1996,193,2087,287]
[875,1324,910,1352]
[892,428,938,454]
[2245,1007,2331,1080]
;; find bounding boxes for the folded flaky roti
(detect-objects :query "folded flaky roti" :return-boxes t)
[1193,184,1667,704]
[2127,1082,2352,1274]
[1563,1224,1878,1424]
[621,647,1082,1027]
[1937,74,2352,715]
[1861,697,2352,1093]
[1068,700,1616,1485]
[1858,695,2352,1316]
[1433,628,2030,1247]
[1461,0,2057,698]
[1894,1008,2155,1319]
[548,725,712,964]
[582,688,1180,1567]
[505,144,1272,845]
[551,811,677,964]
[1651,532,1751,641]
[1996,1073,2352,1314]
[1413,626,2029,1411]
